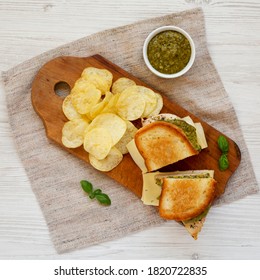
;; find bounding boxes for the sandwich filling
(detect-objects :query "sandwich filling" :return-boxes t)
[142,113,207,151]
[162,119,201,151]
[143,115,201,151]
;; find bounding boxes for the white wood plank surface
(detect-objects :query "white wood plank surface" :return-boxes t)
[0,0,260,259]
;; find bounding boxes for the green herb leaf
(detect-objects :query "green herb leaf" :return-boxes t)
[95,193,111,206]
[89,193,96,199]
[93,189,102,195]
[80,180,93,194]
[218,135,229,153]
[80,180,111,206]
[89,189,102,199]
[219,154,229,171]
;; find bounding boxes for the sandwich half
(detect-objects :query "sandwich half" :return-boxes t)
[142,170,216,239]
[127,114,207,173]
[159,176,216,221]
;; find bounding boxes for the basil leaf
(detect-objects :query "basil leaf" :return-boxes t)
[89,193,96,199]
[80,180,111,206]
[80,180,93,194]
[95,193,111,205]
[219,154,229,171]
[93,189,102,195]
[218,135,229,153]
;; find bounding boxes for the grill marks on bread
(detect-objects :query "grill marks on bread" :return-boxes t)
[134,122,198,172]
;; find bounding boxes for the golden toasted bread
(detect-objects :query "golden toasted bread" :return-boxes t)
[159,177,216,221]
[134,122,198,172]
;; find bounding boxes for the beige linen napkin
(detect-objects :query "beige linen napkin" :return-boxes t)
[1,8,258,253]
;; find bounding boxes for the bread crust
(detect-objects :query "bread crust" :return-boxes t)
[159,177,216,221]
[134,122,198,172]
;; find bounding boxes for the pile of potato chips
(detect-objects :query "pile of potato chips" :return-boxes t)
[61,67,163,172]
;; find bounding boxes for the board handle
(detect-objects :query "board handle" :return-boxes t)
[31,56,89,139]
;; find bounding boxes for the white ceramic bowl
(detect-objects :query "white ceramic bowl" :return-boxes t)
[143,26,195,78]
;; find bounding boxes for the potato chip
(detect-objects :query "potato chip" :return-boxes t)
[148,92,163,116]
[62,94,82,120]
[111,77,136,95]
[81,67,113,93]
[100,93,120,114]
[116,86,146,120]
[87,91,113,120]
[135,86,158,117]
[84,127,113,160]
[115,120,138,154]
[62,118,89,148]
[86,113,127,145]
[84,74,109,94]
[73,78,92,91]
[89,147,123,172]
[71,84,101,114]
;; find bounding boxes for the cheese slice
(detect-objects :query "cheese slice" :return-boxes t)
[126,139,148,173]
[142,170,214,206]
[194,122,208,149]
[182,115,194,126]
[142,171,161,205]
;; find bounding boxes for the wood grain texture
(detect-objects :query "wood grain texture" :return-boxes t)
[31,55,241,198]
[0,0,260,260]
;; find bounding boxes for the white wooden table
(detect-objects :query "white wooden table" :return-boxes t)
[0,0,259,260]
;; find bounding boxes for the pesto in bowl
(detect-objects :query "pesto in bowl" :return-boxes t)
[147,30,191,74]
[143,26,195,79]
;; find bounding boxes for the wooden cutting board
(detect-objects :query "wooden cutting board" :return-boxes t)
[31,55,241,198]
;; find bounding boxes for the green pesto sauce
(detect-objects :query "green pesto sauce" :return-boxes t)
[147,30,191,74]
[155,173,210,187]
[163,119,201,151]
[167,173,211,179]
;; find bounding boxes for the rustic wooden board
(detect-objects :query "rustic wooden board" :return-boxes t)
[31,55,241,198]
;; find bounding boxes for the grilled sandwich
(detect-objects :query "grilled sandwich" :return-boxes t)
[142,170,216,239]
[126,113,214,239]
[127,114,207,172]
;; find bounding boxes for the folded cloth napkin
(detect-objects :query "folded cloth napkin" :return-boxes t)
[1,7,258,253]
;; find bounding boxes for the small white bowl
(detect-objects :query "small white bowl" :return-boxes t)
[143,26,196,78]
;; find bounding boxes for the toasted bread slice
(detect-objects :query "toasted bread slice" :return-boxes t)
[159,177,216,221]
[134,122,198,172]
